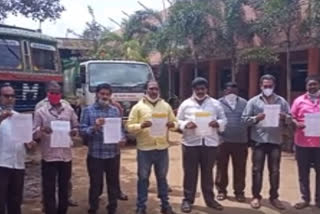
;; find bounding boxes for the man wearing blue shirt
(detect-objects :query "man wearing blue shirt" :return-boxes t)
[80,83,126,214]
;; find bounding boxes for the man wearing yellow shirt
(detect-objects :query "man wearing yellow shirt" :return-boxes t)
[127,81,177,214]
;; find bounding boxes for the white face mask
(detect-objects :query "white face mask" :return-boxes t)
[98,99,110,107]
[193,92,208,101]
[145,95,160,103]
[262,88,274,97]
[225,93,237,102]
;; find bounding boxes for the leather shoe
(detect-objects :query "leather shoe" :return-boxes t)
[118,191,128,201]
[207,200,223,211]
[294,201,310,209]
[161,206,176,214]
[181,200,192,213]
[270,199,285,210]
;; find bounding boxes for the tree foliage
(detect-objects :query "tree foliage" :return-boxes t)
[0,0,65,21]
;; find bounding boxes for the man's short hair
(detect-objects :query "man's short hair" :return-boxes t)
[305,75,320,84]
[0,83,13,95]
[260,74,276,84]
[96,83,112,93]
[224,82,238,90]
[144,80,158,90]
[192,77,208,88]
[46,81,61,91]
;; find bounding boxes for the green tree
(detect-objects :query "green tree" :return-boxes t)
[0,0,64,21]
[254,0,303,102]
[167,0,210,77]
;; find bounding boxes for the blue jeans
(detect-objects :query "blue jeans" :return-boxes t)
[137,149,170,210]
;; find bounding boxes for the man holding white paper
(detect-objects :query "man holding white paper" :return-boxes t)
[80,83,126,214]
[0,84,36,214]
[33,81,79,214]
[177,77,227,213]
[127,80,177,214]
[291,76,320,209]
[242,74,290,210]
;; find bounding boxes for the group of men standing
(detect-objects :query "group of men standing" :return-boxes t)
[0,73,319,214]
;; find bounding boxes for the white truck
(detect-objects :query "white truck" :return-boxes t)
[75,60,155,118]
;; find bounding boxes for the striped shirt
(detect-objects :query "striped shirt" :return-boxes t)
[80,103,123,159]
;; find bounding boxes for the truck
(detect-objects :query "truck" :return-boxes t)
[73,60,155,118]
[0,24,62,111]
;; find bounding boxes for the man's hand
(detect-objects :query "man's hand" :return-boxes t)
[24,141,37,151]
[209,120,220,128]
[295,122,306,129]
[185,121,197,129]
[166,122,175,129]
[41,126,52,134]
[94,118,105,130]
[0,110,12,123]
[141,121,152,129]
[256,113,266,122]
[69,129,78,137]
[279,113,287,121]
[119,138,127,147]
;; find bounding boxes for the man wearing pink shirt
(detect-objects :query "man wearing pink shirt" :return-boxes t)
[291,76,320,209]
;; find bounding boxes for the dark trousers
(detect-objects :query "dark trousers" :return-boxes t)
[98,154,123,197]
[137,149,169,210]
[42,161,72,214]
[182,145,218,205]
[87,155,119,213]
[296,146,320,204]
[0,167,24,214]
[252,144,281,200]
[216,143,248,196]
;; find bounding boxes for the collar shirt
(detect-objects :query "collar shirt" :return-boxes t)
[177,97,227,147]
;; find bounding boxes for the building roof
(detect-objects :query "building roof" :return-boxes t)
[56,38,94,51]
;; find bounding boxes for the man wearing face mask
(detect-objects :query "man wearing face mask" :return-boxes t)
[215,82,248,202]
[33,81,79,214]
[80,83,126,214]
[127,80,177,214]
[242,74,291,210]
[0,83,36,214]
[35,82,79,208]
[177,77,227,213]
[291,76,320,209]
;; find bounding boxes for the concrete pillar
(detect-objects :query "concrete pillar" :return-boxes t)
[208,60,218,98]
[308,48,320,75]
[249,62,259,98]
[179,63,193,100]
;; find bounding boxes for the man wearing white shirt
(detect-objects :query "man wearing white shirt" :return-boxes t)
[177,77,227,213]
[0,83,35,214]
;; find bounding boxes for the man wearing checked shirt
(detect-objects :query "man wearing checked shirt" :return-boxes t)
[80,83,126,214]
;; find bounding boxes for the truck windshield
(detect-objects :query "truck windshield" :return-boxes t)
[0,39,22,70]
[31,43,56,71]
[89,63,152,87]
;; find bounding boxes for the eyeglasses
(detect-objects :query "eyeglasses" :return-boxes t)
[2,94,15,99]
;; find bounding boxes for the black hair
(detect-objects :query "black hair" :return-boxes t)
[192,77,208,89]
[144,80,159,90]
[224,82,238,90]
[96,83,113,93]
[0,83,13,95]
[305,75,320,84]
[46,81,61,92]
[260,74,276,84]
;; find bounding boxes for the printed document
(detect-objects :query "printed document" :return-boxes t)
[50,121,71,148]
[150,112,168,137]
[262,104,281,127]
[305,113,320,137]
[103,118,122,144]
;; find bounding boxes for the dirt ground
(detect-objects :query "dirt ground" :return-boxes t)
[22,133,319,214]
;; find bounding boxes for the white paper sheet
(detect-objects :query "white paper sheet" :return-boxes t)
[8,114,33,143]
[305,113,320,137]
[262,104,281,127]
[50,121,71,148]
[103,118,122,144]
[195,112,213,136]
[150,113,168,137]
